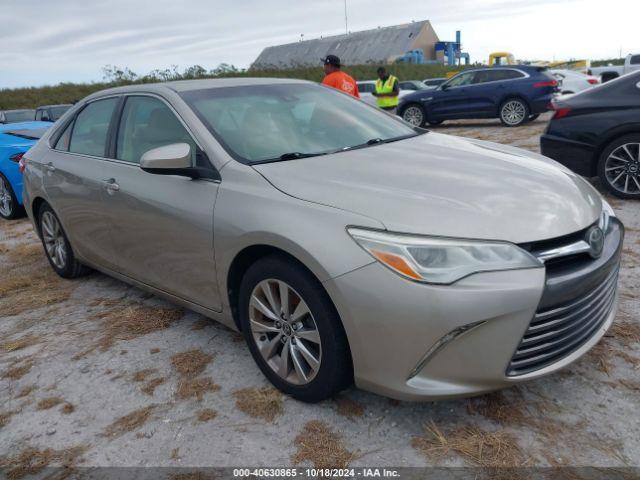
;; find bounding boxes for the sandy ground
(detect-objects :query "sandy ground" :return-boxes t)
[1,113,639,474]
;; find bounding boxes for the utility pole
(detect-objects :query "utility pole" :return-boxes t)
[344,0,348,34]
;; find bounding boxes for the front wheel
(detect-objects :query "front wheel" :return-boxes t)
[239,255,353,403]
[39,204,91,278]
[499,98,530,127]
[0,173,24,220]
[597,134,640,199]
[401,104,426,127]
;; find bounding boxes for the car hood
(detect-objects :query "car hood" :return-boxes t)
[253,132,602,243]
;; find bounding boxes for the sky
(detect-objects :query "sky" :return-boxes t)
[1,0,638,89]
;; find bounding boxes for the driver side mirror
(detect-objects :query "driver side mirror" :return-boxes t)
[440,83,450,91]
[140,143,219,180]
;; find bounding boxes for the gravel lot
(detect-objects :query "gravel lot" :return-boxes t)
[1,114,639,475]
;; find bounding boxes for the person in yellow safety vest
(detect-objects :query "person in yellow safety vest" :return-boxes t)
[372,67,400,112]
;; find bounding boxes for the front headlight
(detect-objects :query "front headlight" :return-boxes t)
[348,228,543,285]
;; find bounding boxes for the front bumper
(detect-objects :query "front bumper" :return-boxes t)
[324,219,623,401]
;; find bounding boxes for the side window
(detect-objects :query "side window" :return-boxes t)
[400,82,416,90]
[630,55,640,65]
[447,72,475,87]
[35,110,43,121]
[472,70,494,84]
[41,110,50,121]
[501,69,525,80]
[116,96,197,164]
[54,121,74,151]
[69,98,118,157]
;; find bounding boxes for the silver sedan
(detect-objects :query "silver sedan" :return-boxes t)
[22,78,623,402]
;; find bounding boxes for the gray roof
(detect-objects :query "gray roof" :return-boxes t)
[253,21,432,69]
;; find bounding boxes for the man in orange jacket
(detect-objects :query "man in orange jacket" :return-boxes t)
[321,55,360,98]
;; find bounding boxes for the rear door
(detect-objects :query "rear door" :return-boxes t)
[42,97,120,267]
[100,94,221,310]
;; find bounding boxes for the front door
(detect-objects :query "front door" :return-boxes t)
[41,97,120,268]
[428,71,478,119]
[100,95,221,311]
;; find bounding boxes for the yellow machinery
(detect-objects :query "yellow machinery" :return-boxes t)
[489,52,516,66]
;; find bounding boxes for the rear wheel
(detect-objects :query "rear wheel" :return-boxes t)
[499,98,530,127]
[39,204,91,278]
[401,104,426,127]
[239,255,352,403]
[0,173,24,220]
[598,134,640,199]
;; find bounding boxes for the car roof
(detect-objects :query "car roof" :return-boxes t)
[86,78,312,100]
[37,104,73,109]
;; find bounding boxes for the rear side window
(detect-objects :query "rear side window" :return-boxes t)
[69,98,118,157]
[55,121,74,151]
[116,96,196,164]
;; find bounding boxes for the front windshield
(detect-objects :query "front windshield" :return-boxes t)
[180,83,419,164]
[5,110,34,123]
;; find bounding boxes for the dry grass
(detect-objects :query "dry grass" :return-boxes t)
[0,240,76,317]
[14,385,36,399]
[104,406,155,437]
[74,305,183,358]
[0,410,19,428]
[2,360,34,380]
[1,334,41,352]
[411,421,529,467]
[150,348,161,354]
[171,349,214,377]
[36,397,64,410]
[610,321,640,346]
[292,420,356,469]
[132,368,157,382]
[233,387,283,422]
[0,445,87,480]
[334,395,365,420]
[191,319,210,331]
[141,377,166,396]
[196,408,217,422]
[177,377,220,401]
[60,403,75,414]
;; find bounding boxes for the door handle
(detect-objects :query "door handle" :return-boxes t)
[102,178,120,193]
[45,162,56,173]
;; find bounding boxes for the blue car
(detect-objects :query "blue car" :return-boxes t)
[399,65,559,128]
[0,121,50,219]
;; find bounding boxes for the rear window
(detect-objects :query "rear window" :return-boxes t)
[3,110,35,123]
[630,55,640,65]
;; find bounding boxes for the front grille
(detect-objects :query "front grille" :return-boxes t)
[507,266,618,376]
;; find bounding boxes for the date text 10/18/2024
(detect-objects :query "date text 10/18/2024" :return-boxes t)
[233,468,401,478]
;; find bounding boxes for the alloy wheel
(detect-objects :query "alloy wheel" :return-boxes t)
[403,106,424,126]
[501,101,526,125]
[604,143,640,195]
[248,279,322,385]
[0,177,13,217]
[41,211,67,269]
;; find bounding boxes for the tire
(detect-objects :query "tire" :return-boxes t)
[428,120,444,126]
[401,103,427,127]
[38,204,91,278]
[597,134,640,199]
[499,98,530,127]
[239,254,353,403]
[527,114,540,122]
[0,173,25,220]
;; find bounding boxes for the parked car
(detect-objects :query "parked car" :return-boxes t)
[398,80,428,91]
[0,109,36,124]
[541,71,640,199]
[0,121,50,219]
[589,54,640,83]
[399,65,558,127]
[551,69,599,94]
[23,79,622,402]
[356,80,411,107]
[35,104,73,122]
[422,77,446,89]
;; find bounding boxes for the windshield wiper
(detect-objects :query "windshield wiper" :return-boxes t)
[341,134,419,152]
[278,152,328,160]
